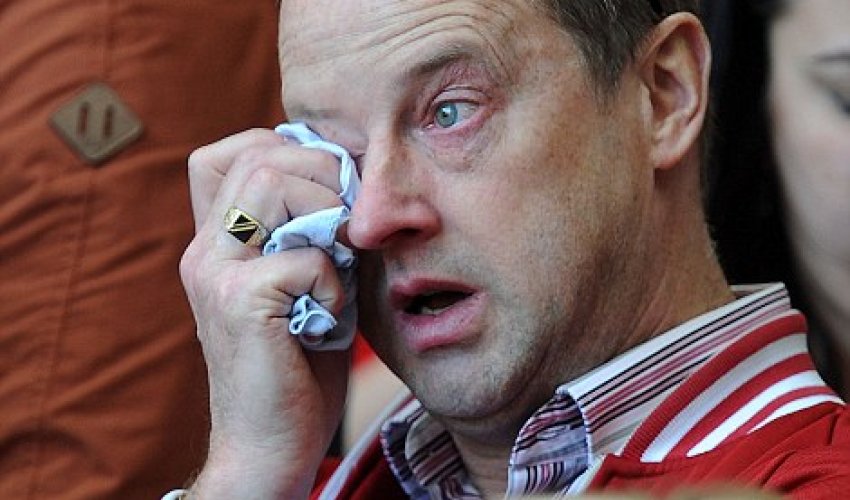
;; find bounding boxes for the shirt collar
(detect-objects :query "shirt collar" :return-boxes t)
[379,284,797,498]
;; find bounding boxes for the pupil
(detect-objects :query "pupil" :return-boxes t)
[436,103,457,128]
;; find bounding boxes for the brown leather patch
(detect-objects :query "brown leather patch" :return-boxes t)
[50,83,144,165]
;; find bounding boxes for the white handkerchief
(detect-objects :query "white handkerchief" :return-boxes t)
[262,122,360,351]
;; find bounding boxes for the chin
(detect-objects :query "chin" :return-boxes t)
[404,354,536,425]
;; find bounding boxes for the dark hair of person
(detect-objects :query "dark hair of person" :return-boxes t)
[541,0,701,91]
[704,0,789,286]
[541,0,712,189]
[704,0,840,390]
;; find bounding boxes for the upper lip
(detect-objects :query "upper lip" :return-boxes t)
[388,277,478,313]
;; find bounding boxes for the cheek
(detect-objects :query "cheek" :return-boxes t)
[774,113,850,257]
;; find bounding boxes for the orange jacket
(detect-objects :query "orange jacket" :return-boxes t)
[0,2,282,498]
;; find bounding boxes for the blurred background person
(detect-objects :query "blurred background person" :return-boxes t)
[706,0,850,395]
[0,1,282,498]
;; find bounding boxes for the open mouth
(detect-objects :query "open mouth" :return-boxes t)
[403,290,472,316]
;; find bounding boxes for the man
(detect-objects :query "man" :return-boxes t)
[174,0,850,498]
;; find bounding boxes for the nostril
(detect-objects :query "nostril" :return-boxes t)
[396,228,421,240]
[347,214,422,250]
[346,172,441,249]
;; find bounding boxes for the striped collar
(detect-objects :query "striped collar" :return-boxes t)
[375,284,840,499]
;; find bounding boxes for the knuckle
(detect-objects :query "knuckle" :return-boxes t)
[301,247,333,271]
[300,249,346,311]
[231,147,269,173]
[179,237,221,299]
[179,242,202,289]
[243,163,285,188]
[187,145,212,178]
[243,127,276,138]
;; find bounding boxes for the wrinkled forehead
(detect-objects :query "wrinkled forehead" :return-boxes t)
[279,0,535,64]
[277,0,552,112]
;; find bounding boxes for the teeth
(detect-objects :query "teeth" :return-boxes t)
[407,290,470,316]
[420,305,448,316]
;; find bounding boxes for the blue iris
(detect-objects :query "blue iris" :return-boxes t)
[435,102,460,128]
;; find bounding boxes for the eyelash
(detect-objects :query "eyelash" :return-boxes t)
[429,101,478,129]
[829,91,850,116]
[422,88,486,134]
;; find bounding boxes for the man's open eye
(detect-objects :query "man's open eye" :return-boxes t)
[433,101,478,129]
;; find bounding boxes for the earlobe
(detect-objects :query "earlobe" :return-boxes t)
[640,13,711,171]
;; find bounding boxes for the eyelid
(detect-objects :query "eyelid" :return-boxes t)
[426,100,480,133]
[828,90,850,115]
[425,86,484,117]
[809,64,850,92]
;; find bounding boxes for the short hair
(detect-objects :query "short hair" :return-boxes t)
[541,0,701,91]
[750,0,789,19]
[541,0,710,202]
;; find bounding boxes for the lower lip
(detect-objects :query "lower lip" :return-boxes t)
[394,293,486,354]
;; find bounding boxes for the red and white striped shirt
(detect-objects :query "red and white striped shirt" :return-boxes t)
[366,284,841,499]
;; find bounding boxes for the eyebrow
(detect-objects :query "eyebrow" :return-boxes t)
[286,43,504,123]
[402,46,477,82]
[395,42,505,86]
[285,105,339,123]
[813,50,850,64]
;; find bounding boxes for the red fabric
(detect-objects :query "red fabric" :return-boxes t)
[622,313,812,459]
[665,353,812,457]
[310,312,850,499]
[352,332,377,369]
[590,403,850,499]
[311,440,406,500]
[0,1,282,498]
[312,403,850,499]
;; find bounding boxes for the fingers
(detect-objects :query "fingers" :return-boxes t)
[210,167,344,258]
[180,244,349,490]
[188,129,281,228]
[180,125,354,318]
[188,128,344,231]
[180,127,354,488]
[246,247,347,318]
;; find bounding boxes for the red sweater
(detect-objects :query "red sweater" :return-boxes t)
[590,402,850,498]
[313,308,850,499]
[313,402,850,499]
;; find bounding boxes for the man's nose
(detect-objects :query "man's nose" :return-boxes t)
[346,146,440,250]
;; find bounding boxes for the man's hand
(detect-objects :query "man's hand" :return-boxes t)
[179,129,350,499]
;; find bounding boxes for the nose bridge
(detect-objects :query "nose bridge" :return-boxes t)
[359,135,413,202]
[347,134,439,249]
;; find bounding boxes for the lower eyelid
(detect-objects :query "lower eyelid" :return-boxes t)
[427,106,489,142]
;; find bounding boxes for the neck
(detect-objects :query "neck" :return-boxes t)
[621,166,736,355]
[451,434,511,498]
[430,380,548,496]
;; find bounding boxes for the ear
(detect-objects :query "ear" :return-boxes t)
[638,13,711,171]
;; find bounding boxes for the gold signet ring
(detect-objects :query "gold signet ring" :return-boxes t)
[224,207,270,247]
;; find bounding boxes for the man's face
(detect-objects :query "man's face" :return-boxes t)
[279,0,655,431]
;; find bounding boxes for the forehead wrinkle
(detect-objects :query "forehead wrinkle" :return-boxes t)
[363,3,522,76]
[813,51,850,64]
[279,0,529,84]
[282,42,502,127]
